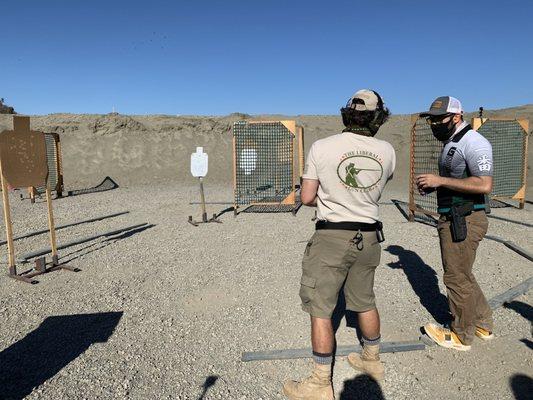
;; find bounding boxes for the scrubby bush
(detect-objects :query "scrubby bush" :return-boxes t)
[0,98,16,114]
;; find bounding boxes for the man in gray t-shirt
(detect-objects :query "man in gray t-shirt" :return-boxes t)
[416,96,494,351]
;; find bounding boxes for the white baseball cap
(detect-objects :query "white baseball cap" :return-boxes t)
[420,96,463,117]
[347,89,380,111]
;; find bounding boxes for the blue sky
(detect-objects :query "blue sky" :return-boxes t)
[1,0,532,115]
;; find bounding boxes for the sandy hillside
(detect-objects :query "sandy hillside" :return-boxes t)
[0,105,531,197]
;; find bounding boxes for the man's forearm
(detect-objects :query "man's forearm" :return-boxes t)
[304,197,317,207]
[439,176,491,194]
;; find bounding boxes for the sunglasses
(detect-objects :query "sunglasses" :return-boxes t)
[426,114,454,126]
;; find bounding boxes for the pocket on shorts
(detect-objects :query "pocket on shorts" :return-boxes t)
[367,241,382,267]
[299,274,316,304]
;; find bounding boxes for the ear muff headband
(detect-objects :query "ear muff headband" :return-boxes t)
[370,91,385,124]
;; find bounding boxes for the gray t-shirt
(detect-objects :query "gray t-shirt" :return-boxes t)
[439,122,493,178]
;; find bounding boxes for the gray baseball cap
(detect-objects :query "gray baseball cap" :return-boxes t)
[420,96,463,117]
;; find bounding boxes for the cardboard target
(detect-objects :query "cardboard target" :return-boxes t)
[0,116,48,188]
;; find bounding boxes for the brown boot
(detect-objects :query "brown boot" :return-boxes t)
[282,362,334,400]
[347,344,384,381]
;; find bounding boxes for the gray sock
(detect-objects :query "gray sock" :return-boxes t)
[312,351,333,365]
[362,335,381,346]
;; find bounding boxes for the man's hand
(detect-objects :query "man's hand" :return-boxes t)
[416,174,442,193]
[416,174,493,195]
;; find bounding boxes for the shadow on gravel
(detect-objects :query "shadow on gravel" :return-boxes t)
[214,206,235,219]
[198,375,219,399]
[332,288,359,334]
[0,312,123,400]
[510,374,533,400]
[504,301,533,322]
[104,223,156,241]
[487,214,533,228]
[59,224,156,266]
[339,374,385,400]
[330,290,360,369]
[505,301,533,351]
[385,245,451,325]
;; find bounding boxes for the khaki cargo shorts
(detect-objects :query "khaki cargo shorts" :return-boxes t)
[299,229,381,318]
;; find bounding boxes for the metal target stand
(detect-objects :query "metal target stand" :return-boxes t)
[187,147,222,226]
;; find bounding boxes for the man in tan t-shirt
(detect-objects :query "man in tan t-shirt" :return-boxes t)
[283,89,395,400]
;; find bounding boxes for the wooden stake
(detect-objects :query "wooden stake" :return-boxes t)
[0,160,15,270]
[298,126,304,179]
[45,185,59,264]
[29,186,36,203]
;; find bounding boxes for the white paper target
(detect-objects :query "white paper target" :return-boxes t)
[190,147,208,177]
[240,149,257,175]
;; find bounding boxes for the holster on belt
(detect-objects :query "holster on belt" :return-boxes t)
[376,221,385,243]
[449,202,473,242]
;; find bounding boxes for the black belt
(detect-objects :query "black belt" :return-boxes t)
[315,220,381,232]
[442,208,484,221]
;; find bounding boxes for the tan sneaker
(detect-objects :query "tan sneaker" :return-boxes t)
[475,326,494,341]
[347,344,384,381]
[424,323,471,351]
[282,362,334,400]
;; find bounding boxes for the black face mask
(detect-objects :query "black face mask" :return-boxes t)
[431,118,456,141]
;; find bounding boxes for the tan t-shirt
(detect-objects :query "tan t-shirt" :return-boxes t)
[303,132,396,223]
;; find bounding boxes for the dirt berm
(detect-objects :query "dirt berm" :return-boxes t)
[0,105,531,196]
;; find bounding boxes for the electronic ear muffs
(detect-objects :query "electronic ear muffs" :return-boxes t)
[368,90,388,135]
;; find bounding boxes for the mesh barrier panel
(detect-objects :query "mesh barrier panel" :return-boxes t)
[409,117,528,216]
[35,133,61,194]
[410,117,440,215]
[392,199,437,227]
[233,121,295,206]
[243,204,300,213]
[477,120,526,198]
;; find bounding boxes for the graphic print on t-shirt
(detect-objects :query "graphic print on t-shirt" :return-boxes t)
[476,154,492,172]
[337,150,384,192]
[443,146,457,173]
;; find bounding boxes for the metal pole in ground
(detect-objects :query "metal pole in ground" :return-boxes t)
[241,340,426,362]
[199,177,208,223]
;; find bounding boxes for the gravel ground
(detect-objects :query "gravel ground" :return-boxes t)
[0,184,531,399]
